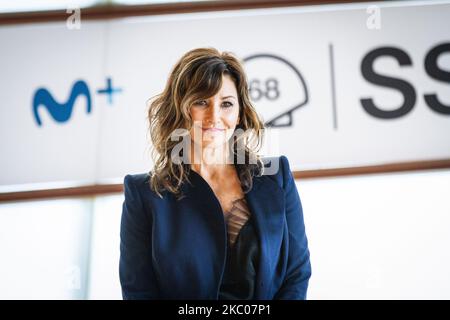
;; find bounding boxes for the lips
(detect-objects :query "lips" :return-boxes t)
[202,127,225,132]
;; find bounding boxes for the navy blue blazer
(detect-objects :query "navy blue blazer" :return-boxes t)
[119,155,311,300]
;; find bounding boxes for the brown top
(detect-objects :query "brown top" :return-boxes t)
[223,197,251,247]
[219,198,258,300]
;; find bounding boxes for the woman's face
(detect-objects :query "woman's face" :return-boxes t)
[189,74,240,150]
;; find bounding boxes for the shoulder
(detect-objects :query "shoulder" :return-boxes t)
[123,172,164,201]
[261,155,289,171]
[123,173,151,195]
[261,154,292,190]
[123,172,150,188]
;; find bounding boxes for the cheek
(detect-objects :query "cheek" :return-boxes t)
[226,111,239,126]
[189,109,205,128]
[189,109,200,120]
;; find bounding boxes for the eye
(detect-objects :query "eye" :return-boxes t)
[194,100,207,106]
[222,101,233,108]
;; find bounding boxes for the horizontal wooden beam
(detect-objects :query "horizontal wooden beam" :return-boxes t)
[0,184,123,203]
[1,158,449,203]
[292,158,450,179]
[0,0,375,25]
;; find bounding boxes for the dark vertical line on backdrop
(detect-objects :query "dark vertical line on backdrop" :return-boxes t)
[329,43,338,130]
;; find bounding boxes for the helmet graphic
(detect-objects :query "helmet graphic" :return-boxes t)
[243,54,309,127]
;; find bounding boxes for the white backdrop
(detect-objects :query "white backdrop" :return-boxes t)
[0,0,449,190]
[0,0,450,300]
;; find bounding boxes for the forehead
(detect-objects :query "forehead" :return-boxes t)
[218,74,237,96]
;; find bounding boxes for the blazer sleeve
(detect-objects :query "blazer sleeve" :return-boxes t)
[274,155,312,300]
[119,174,160,299]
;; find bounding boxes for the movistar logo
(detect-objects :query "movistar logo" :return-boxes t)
[32,77,122,126]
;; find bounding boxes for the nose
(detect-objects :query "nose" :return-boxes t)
[204,101,221,126]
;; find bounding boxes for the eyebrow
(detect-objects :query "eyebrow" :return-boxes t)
[221,96,237,100]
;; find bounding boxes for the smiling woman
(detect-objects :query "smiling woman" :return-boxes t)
[147,47,266,199]
[119,47,312,300]
[189,74,241,153]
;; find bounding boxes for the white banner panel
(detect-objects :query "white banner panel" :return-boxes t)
[1,1,449,190]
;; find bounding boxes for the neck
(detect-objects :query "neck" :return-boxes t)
[189,141,234,178]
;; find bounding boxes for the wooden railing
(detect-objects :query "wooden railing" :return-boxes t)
[0,0,375,25]
[1,159,449,203]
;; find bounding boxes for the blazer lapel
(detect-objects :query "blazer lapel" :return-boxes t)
[244,174,285,299]
[180,168,285,299]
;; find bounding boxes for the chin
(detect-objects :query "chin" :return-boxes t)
[202,139,228,147]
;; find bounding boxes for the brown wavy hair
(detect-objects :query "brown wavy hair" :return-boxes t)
[147,47,266,200]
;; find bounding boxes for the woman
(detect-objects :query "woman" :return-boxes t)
[119,47,311,300]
